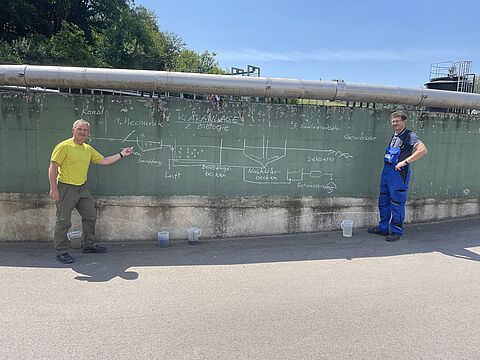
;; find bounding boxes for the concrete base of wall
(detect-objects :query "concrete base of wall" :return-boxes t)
[1,193,479,242]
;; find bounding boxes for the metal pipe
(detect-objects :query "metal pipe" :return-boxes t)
[1,64,480,109]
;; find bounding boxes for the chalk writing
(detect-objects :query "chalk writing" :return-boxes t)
[115,117,163,127]
[138,158,162,167]
[247,167,281,176]
[344,132,376,141]
[165,171,182,179]
[205,171,227,178]
[82,106,104,116]
[202,164,230,172]
[91,129,352,192]
[290,121,342,131]
[297,181,337,193]
[306,155,335,162]
[179,111,243,125]
[196,123,230,132]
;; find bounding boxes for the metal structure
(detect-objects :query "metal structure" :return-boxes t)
[231,65,261,77]
[428,60,475,93]
[1,64,480,110]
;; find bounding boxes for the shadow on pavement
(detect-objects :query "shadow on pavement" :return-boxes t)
[0,216,479,282]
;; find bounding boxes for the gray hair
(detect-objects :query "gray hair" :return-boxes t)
[72,119,90,129]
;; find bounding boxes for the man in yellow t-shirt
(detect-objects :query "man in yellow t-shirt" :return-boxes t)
[49,119,133,264]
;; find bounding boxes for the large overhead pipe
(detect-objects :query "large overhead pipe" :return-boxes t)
[1,64,480,110]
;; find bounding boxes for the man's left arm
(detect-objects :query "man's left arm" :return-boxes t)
[98,147,134,165]
[395,142,428,171]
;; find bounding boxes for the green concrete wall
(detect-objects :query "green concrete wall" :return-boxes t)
[1,92,479,200]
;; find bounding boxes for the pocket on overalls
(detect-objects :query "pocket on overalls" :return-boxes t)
[384,146,400,164]
[392,188,408,205]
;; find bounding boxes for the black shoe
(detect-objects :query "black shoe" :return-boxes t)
[56,252,75,264]
[386,234,402,242]
[83,245,108,253]
[367,227,389,236]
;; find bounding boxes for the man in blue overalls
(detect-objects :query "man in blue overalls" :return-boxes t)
[368,110,428,241]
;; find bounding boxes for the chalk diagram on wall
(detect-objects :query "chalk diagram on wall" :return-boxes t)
[90,130,353,193]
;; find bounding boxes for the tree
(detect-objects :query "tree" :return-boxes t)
[48,21,101,66]
[97,5,184,70]
[0,0,226,75]
[175,50,226,74]
[0,0,54,41]
[0,35,49,64]
[88,0,131,32]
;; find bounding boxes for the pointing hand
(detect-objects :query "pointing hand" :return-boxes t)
[121,147,134,157]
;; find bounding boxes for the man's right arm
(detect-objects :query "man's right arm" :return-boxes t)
[48,161,59,201]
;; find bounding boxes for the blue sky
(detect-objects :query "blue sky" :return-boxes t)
[135,0,480,87]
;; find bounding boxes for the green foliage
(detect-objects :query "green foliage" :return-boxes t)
[0,35,49,64]
[0,0,54,41]
[99,6,176,70]
[48,21,102,66]
[0,41,20,63]
[175,50,226,74]
[0,0,224,75]
[286,98,299,105]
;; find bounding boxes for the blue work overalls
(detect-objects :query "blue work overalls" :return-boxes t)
[377,129,413,236]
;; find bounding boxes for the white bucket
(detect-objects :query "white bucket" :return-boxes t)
[67,230,82,249]
[341,220,354,237]
[187,228,202,244]
[157,231,169,248]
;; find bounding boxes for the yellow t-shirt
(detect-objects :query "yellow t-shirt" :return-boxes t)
[50,138,104,185]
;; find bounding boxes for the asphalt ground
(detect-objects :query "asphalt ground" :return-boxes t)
[1,217,480,360]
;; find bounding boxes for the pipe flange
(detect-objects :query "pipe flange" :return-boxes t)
[416,92,428,107]
[265,77,272,98]
[335,80,347,100]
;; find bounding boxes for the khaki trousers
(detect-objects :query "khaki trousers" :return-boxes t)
[54,182,97,255]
